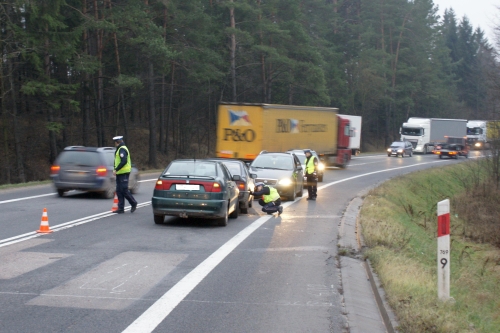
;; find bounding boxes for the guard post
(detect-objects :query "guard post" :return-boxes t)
[437,199,450,301]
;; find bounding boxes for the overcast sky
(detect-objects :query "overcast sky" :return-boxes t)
[433,0,498,43]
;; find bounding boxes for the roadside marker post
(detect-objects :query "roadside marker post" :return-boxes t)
[437,199,450,301]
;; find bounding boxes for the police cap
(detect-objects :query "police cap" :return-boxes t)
[303,149,311,154]
[255,182,264,187]
[113,136,123,141]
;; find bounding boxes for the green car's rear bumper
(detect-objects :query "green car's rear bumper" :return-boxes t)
[152,190,227,219]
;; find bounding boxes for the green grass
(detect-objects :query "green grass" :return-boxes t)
[360,161,500,333]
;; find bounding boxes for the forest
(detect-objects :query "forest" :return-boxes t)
[0,0,499,184]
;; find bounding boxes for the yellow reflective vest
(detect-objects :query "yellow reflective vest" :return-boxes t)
[263,186,280,203]
[306,156,316,174]
[114,145,132,174]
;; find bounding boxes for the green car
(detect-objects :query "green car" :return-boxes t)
[152,159,241,226]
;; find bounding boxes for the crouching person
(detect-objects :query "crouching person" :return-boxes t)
[250,182,283,217]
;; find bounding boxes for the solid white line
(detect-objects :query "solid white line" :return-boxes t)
[0,202,152,248]
[0,193,55,205]
[121,213,276,333]
[122,159,449,333]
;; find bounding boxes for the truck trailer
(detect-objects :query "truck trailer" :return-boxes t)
[216,103,352,167]
[467,120,500,149]
[400,118,467,154]
[338,114,362,156]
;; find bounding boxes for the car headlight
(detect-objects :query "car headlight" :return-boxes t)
[397,149,403,153]
[475,142,481,147]
[387,148,391,152]
[318,163,325,171]
[278,178,292,186]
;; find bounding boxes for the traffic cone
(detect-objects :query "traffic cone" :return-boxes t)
[111,192,119,212]
[36,208,53,233]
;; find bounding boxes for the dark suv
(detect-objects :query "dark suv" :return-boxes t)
[249,152,304,201]
[50,146,139,198]
[387,141,413,157]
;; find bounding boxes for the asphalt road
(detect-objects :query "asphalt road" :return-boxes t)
[0,151,482,333]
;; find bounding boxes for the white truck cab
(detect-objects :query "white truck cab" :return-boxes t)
[400,118,431,153]
[467,120,487,149]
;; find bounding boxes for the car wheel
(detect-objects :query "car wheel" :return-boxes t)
[103,184,115,199]
[387,154,391,157]
[129,175,140,194]
[240,203,248,215]
[410,151,413,157]
[249,196,253,208]
[288,186,296,201]
[439,155,443,159]
[229,202,239,219]
[218,206,229,226]
[401,152,405,158]
[57,189,66,197]
[154,215,164,224]
[318,175,323,182]
[297,181,303,197]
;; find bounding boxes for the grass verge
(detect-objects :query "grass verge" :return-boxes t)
[360,161,500,333]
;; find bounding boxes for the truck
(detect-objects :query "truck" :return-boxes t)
[338,114,362,156]
[216,103,352,167]
[399,118,467,154]
[466,120,500,149]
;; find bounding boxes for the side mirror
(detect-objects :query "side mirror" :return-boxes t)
[232,175,241,181]
[297,166,303,171]
[250,173,257,179]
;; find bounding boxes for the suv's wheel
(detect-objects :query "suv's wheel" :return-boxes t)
[154,214,164,224]
[218,206,229,226]
[288,186,296,201]
[129,175,140,194]
[57,189,66,197]
[103,184,115,199]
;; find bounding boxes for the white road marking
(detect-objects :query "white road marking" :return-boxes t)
[0,178,157,205]
[0,202,151,248]
[123,158,450,333]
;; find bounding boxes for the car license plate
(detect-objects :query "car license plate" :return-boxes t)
[176,184,200,191]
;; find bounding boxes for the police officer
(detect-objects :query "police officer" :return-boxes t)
[304,149,318,200]
[250,182,283,217]
[112,136,137,213]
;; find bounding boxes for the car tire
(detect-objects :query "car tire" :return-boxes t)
[387,154,391,157]
[103,184,115,199]
[439,154,443,159]
[401,152,405,158]
[288,186,296,201]
[129,175,140,194]
[410,151,413,157]
[249,197,253,208]
[154,215,164,224]
[240,203,248,214]
[318,175,323,182]
[297,182,303,197]
[218,206,229,226]
[57,189,66,197]
[229,202,239,219]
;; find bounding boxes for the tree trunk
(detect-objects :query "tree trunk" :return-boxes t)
[257,0,266,102]
[94,0,104,146]
[148,62,157,167]
[8,58,25,183]
[229,0,237,102]
[45,29,58,163]
[0,52,11,183]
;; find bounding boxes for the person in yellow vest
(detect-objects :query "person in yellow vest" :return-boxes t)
[304,149,318,200]
[250,182,283,217]
[112,136,137,213]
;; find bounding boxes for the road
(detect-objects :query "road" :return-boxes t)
[0,152,480,333]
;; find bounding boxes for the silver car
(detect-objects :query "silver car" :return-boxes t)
[50,146,139,198]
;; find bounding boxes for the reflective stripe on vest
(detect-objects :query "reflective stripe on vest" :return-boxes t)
[263,186,280,203]
[306,156,316,174]
[115,146,132,174]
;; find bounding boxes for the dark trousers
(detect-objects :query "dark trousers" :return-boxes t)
[305,173,317,198]
[116,173,137,210]
[258,198,282,214]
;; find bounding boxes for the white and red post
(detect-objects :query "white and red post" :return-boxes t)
[437,199,450,301]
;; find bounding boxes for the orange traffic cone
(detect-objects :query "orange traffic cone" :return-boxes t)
[37,208,53,233]
[111,192,119,212]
